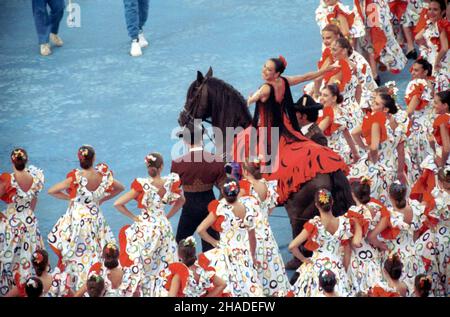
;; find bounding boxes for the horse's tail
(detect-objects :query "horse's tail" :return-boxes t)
[330,170,355,216]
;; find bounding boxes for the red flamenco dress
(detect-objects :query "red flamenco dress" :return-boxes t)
[233,77,349,205]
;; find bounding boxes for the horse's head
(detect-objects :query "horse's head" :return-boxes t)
[178,67,213,127]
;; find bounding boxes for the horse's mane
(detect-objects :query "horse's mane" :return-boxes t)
[206,77,252,130]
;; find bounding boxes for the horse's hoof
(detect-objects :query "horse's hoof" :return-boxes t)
[285,257,301,270]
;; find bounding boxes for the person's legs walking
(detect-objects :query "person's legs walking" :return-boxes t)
[32,0,52,55]
[123,0,142,56]
[137,0,149,47]
[47,0,65,47]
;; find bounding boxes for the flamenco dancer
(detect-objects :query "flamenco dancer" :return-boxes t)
[114,152,184,296]
[163,237,227,297]
[47,145,124,290]
[0,148,45,296]
[241,56,352,269]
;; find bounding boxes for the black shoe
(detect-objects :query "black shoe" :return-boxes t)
[375,75,381,86]
[406,49,418,60]
[285,257,301,270]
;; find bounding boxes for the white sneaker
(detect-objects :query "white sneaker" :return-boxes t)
[50,33,64,47]
[138,33,149,48]
[130,39,142,57]
[40,43,52,56]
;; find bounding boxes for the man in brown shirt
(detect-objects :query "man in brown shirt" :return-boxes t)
[171,124,226,252]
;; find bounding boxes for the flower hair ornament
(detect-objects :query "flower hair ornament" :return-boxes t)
[360,176,373,187]
[32,251,44,264]
[384,81,399,101]
[224,180,239,197]
[419,275,432,288]
[318,189,331,204]
[78,148,89,160]
[88,271,103,283]
[105,242,117,251]
[278,55,288,68]
[11,149,26,161]
[145,154,158,166]
[26,278,38,288]
[320,269,335,282]
[182,236,196,248]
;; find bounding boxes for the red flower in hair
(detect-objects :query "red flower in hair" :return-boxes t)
[278,55,288,68]
[33,252,44,264]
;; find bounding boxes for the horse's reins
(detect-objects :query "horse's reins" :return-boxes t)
[182,77,219,154]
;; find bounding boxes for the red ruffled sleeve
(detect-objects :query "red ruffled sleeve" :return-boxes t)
[414,9,428,36]
[405,82,428,111]
[131,179,145,209]
[318,47,333,69]
[433,114,450,146]
[239,179,252,196]
[317,106,339,137]
[14,272,26,297]
[371,198,401,240]
[362,112,387,146]
[388,0,408,21]
[327,5,355,33]
[410,170,439,228]
[89,262,103,275]
[65,170,78,199]
[208,200,224,233]
[368,285,400,297]
[119,225,134,268]
[370,27,388,61]
[303,221,319,251]
[345,210,370,237]
[198,253,215,273]
[0,173,15,203]
[323,59,352,92]
[165,263,190,297]
[437,19,450,46]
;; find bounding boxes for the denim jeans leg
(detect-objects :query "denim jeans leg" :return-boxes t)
[138,0,149,31]
[47,0,65,35]
[123,0,139,40]
[32,0,50,44]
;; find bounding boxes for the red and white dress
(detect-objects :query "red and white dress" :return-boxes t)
[411,168,449,297]
[162,254,222,297]
[349,112,397,204]
[292,216,353,297]
[204,196,263,297]
[349,50,379,110]
[345,203,385,294]
[404,78,434,183]
[239,179,290,297]
[354,0,407,73]
[315,0,365,40]
[418,18,450,93]
[317,105,353,165]
[0,166,45,296]
[383,201,427,292]
[47,164,116,291]
[119,173,181,297]
[323,59,364,131]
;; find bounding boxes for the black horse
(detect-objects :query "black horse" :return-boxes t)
[179,67,354,249]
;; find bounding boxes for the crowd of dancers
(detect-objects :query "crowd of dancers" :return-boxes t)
[1,0,449,297]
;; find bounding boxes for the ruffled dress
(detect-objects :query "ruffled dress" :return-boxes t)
[118,173,181,297]
[47,163,116,290]
[0,166,45,296]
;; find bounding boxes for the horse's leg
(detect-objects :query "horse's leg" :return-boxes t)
[284,174,332,271]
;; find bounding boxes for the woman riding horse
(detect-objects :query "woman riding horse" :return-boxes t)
[179,62,354,269]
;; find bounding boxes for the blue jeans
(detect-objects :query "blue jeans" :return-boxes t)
[123,0,149,40]
[32,0,65,45]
